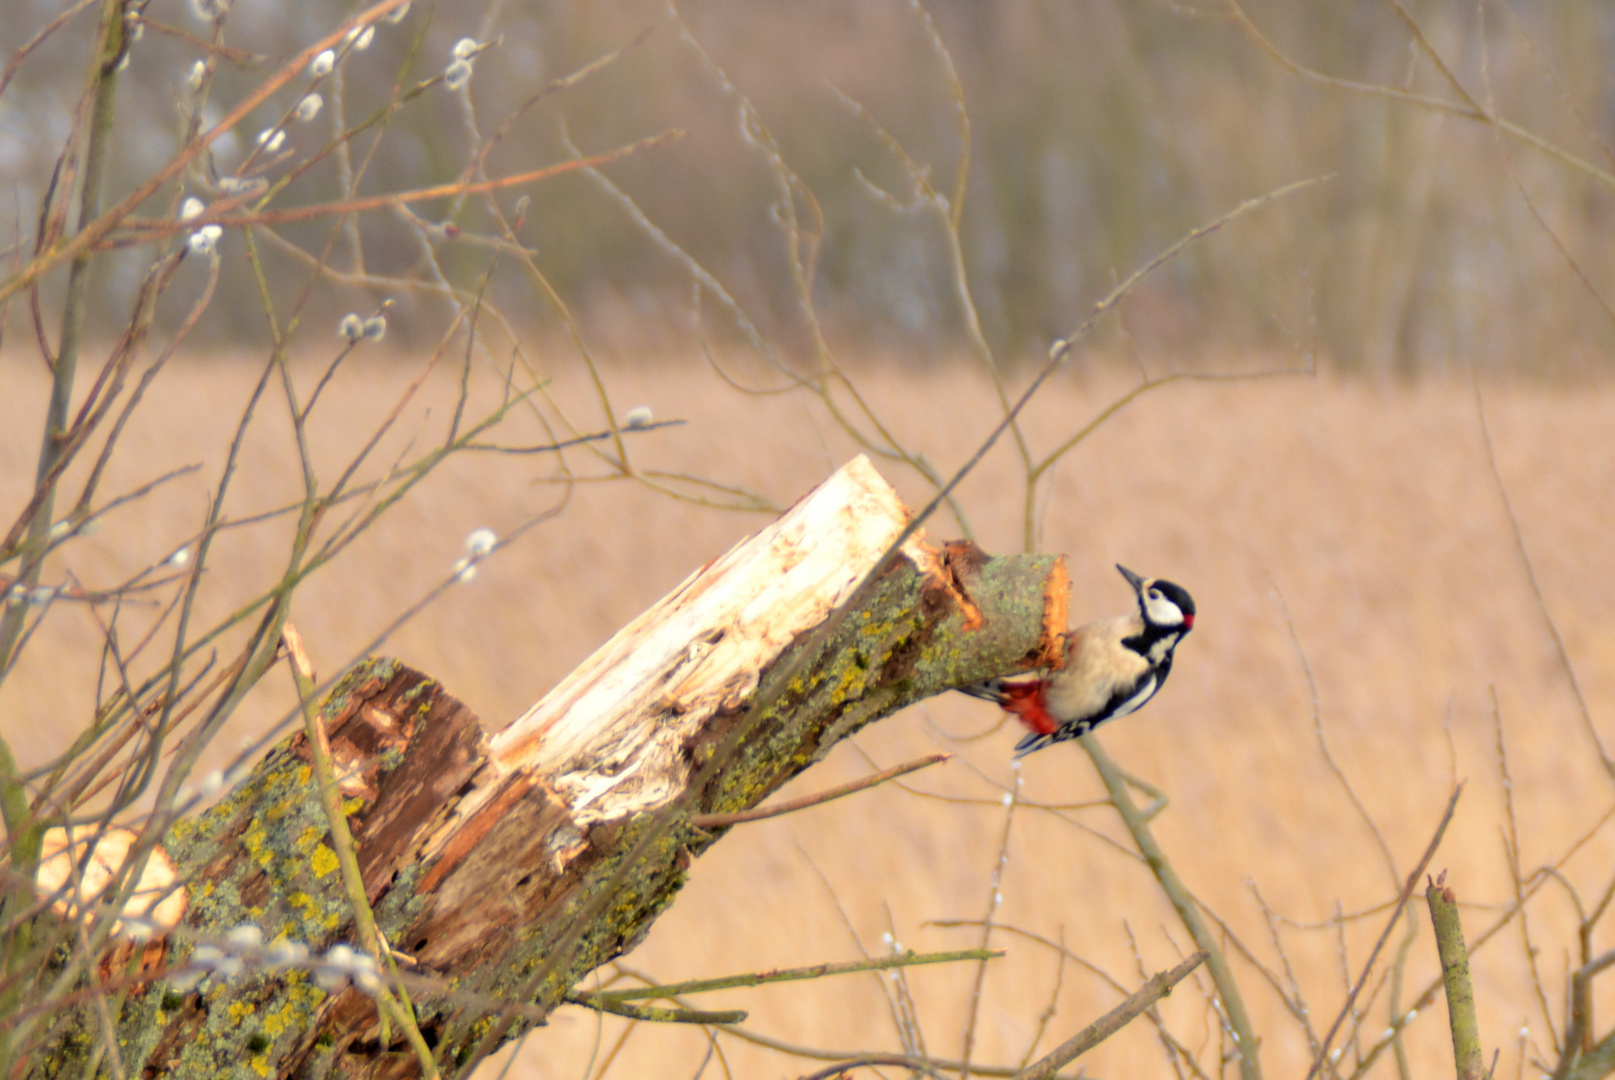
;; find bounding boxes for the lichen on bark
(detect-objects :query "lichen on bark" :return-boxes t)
[25,489,1066,1080]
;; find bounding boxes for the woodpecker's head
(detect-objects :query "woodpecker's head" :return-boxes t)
[1117,564,1196,631]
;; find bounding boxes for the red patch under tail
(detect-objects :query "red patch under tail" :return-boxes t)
[998,681,1058,736]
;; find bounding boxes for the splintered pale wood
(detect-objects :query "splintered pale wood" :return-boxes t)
[487,454,944,820]
[33,456,1067,1080]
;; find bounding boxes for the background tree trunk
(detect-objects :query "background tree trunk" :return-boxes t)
[34,456,1068,1079]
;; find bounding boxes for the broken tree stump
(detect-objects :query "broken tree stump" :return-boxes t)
[31,456,1068,1080]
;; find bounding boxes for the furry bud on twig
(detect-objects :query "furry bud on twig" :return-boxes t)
[444,58,473,92]
[188,225,222,255]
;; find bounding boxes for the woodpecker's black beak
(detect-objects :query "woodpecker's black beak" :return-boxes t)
[1116,564,1146,593]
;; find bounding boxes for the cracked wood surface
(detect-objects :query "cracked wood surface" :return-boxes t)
[30,456,1067,1080]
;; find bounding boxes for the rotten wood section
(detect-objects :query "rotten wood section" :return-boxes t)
[33,456,1067,1080]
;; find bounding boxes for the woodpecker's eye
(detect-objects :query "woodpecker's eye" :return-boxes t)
[1149,589,1161,599]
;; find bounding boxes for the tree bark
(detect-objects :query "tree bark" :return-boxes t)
[30,456,1068,1079]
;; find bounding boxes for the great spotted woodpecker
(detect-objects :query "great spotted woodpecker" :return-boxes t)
[960,564,1195,756]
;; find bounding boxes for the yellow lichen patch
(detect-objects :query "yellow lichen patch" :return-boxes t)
[830,666,863,707]
[262,998,302,1038]
[227,1000,255,1024]
[310,844,339,878]
[244,823,274,870]
[250,1054,270,1076]
[295,824,325,853]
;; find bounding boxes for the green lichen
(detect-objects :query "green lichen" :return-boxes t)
[23,665,422,1078]
[30,559,1057,1078]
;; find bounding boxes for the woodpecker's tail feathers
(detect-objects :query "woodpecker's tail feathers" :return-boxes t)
[1012,717,1099,757]
[959,678,1061,739]
[1013,729,1057,757]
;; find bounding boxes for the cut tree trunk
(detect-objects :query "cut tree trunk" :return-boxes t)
[31,456,1068,1080]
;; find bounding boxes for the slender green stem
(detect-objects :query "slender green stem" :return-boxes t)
[1426,879,1485,1080]
[689,755,949,829]
[1081,733,1262,1080]
[561,995,747,1025]
[287,630,438,1078]
[591,948,1001,1003]
[0,0,125,1064]
[1015,951,1207,1080]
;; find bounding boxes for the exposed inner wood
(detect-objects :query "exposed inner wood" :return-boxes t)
[32,455,1068,1080]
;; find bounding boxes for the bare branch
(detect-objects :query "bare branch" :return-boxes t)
[690,755,950,829]
[1015,951,1209,1080]
[1309,786,1464,1080]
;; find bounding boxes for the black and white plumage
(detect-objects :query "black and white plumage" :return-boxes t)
[959,564,1196,756]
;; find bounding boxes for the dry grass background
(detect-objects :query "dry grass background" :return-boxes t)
[3,347,1614,1078]
[10,0,1615,1074]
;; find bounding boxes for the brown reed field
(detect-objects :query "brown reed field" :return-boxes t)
[4,349,1613,1079]
[9,0,1615,1076]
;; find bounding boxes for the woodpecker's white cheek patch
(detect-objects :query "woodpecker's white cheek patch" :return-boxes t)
[1144,595,1184,627]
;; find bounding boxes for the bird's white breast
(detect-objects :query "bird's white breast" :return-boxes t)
[1044,614,1149,722]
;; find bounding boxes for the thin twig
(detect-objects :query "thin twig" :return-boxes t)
[1346,798,1615,1080]
[592,948,1001,1003]
[1308,786,1465,1080]
[960,766,1019,1080]
[716,1022,1066,1079]
[691,754,949,828]
[0,0,417,306]
[1472,378,1612,781]
[1270,575,1398,886]
[125,132,683,237]
[283,624,439,1078]
[463,419,685,454]
[1224,0,1615,193]
[455,172,1333,1078]
[560,994,745,1026]
[796,1056,946,1080]
[1016,952,1209,1080]
[1017,925,1068,1071]
[1492,687,1558,1050]
[1083,732,1263,1080]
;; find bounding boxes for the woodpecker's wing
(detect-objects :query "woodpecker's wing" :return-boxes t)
[1006,615,1163,757]
[1042,614,1149,721]
[1012,666,1163,756]
[1013,728,1059,756]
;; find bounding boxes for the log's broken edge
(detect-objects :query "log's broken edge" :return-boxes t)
[40,456,1068,1080]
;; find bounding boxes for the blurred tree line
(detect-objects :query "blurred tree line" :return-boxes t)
[6,0,1614,375]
